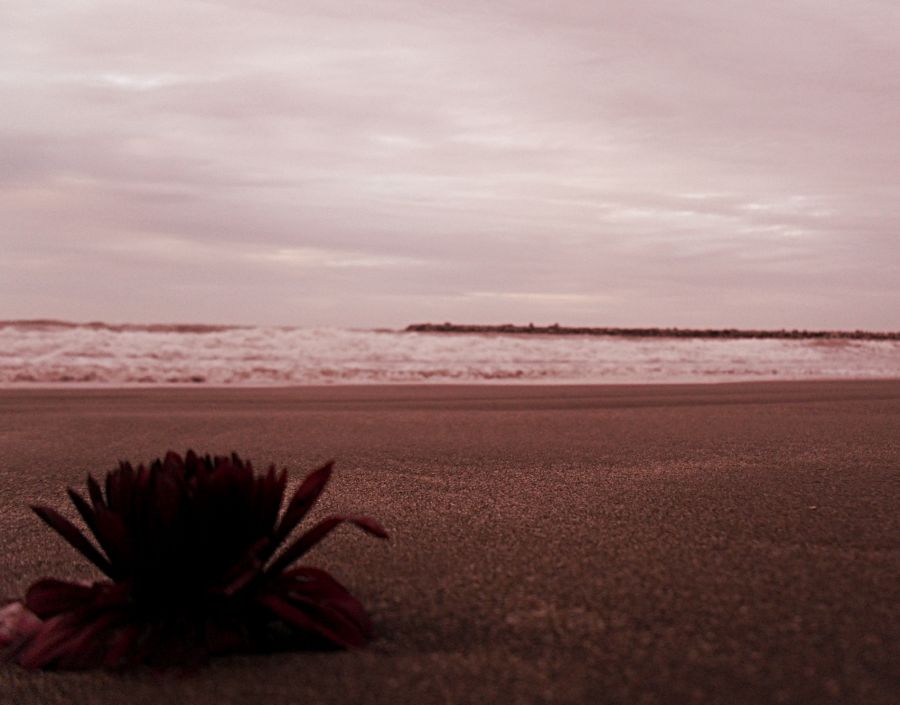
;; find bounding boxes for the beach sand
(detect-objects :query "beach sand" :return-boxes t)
[0,380,898,704]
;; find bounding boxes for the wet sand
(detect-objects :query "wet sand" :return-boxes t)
[0,381,898,704]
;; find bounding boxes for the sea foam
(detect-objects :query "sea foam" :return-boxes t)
[1,320,898,386]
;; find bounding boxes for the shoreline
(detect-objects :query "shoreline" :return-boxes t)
[1,380,898,704]
[2,375,899,391]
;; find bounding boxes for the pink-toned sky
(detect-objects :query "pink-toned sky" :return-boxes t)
[2,0,898,329]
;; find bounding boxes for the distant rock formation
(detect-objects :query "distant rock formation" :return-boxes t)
[405,323,900,341]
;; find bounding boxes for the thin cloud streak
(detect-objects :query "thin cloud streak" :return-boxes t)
[1,0,898,328]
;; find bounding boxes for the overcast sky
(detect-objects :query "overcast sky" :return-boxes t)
[2,0,898,328]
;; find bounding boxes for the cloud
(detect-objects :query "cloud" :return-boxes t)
[1,0,898,327]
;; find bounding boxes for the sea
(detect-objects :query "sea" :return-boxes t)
[1,320,898,386]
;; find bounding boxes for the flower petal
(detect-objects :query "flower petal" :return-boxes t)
[30,505,115,578]
[0,602,42,649]
[267,514,387,575]
[272,461,334,546]
[66,488,97,535]
[278,566,373,640]
[25,579,94,618]
[256,592,364,648]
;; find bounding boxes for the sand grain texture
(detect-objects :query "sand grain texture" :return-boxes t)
[1,381,898,704]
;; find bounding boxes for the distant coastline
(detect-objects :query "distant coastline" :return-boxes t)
[3,319,898,341]
[0,319,245,334]
[406,323,900,341]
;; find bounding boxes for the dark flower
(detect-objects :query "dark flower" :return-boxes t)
[0,451,387,670]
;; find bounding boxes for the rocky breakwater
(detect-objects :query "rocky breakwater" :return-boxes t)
[405,323,900,340]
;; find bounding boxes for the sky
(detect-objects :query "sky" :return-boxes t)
[2,0,898,329]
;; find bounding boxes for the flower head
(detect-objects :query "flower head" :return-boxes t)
[0,451,387,669]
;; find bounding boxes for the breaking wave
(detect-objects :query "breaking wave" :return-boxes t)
[1,320,898,386]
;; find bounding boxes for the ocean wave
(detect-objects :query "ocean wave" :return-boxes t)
[1,321,898,386]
